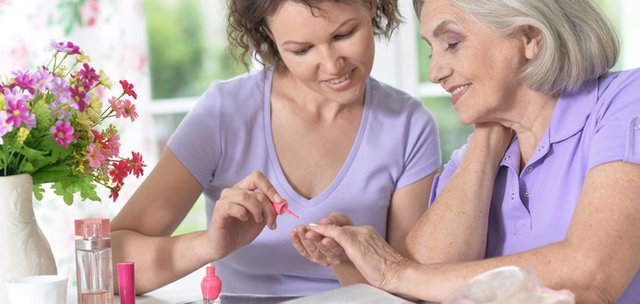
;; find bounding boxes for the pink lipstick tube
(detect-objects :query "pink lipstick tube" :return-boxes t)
[117,262,135,304]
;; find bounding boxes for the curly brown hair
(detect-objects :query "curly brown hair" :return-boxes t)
[227,0,403,70]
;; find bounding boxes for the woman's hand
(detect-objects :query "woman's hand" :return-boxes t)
[471,122,514,165]
[290,212,353,267]
[207,171,282,259]
[307,223,416,292]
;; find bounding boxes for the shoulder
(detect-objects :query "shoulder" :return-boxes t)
[199,69,269,112]
[596,68,640,117]
[595,68,640,111]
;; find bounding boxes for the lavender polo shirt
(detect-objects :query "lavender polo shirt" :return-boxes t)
[430,68,640,302]
[168,68,441,295]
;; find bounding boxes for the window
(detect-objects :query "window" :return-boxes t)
[144,0,639,234]
[376,0,639,164]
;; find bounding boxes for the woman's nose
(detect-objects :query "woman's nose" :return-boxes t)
[428,54,453,84]
[319,46,345,75]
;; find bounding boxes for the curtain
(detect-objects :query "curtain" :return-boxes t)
[0,0,152,294]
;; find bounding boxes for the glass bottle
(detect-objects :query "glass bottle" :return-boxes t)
[201,265,222,304]
[75,218,114,304]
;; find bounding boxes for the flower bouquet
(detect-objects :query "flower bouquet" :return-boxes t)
[0,41,145,204]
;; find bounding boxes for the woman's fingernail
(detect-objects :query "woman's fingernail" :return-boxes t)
[274,193,283,202]
[309,223,318,227]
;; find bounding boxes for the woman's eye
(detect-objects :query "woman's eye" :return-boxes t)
[446,42,460,50]
[292,47,311,55]
[334,30,354,40]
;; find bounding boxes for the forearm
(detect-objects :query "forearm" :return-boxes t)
[393,242,618,303]
[407,137,504,263]
[112,229,216,294]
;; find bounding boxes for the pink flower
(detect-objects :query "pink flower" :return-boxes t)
[33,68,54,92]
[0,111,14,145]
[86,143,105,169]
[6,99,30,128]
[104,133,121,158]
[121,99,139,122]
[51,41,81,55]
[11,70,35,94]
[50,120,75,148]
[69,85,89,112]
[77,63,100,89]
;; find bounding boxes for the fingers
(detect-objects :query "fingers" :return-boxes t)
[308,222,347,242]
[290,225,350,267]
[290,226,330,266]
[217,187,278,229]
[235,171,283,204]
[322,211,353,226]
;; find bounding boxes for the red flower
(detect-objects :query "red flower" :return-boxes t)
[109,183,122,202]
[119,80,137,99]
[109,158,132,186]
[129,151,145,178]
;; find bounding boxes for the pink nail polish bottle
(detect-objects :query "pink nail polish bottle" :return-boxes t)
[201,266,222,304]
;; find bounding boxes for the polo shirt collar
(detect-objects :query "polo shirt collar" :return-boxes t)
[548,78,599,143]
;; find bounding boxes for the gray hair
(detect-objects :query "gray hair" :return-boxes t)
[414,0,619,95]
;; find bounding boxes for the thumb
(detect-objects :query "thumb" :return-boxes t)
[308,223,346,242]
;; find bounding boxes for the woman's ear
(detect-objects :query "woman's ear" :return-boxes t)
[522,26,542,60]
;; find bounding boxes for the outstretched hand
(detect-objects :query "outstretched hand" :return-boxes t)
[290,212,353,267]
[207,171,282,259]
[306,223,415,292]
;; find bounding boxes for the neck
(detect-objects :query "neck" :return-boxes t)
[499,89,559,163]
[273,65,364,122]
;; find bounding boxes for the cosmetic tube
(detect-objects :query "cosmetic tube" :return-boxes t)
[118,262,135,304]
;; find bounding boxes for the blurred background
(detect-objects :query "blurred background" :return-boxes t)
[1,0,638,296]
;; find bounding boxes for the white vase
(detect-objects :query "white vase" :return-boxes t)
[0,173,57,303]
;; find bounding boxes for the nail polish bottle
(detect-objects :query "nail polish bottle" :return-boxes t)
[75,218,114,304]
[201,266,222,304]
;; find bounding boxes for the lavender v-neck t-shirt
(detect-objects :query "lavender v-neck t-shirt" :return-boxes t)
[168,68,441,295]
[430,68,640,302]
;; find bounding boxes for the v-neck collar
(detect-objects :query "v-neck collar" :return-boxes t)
[262,67,371,206]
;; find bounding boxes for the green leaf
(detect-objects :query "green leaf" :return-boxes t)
[33,184,45,201]
[31,164,73,185]
[79,179,101,202]
[52,181,75,205]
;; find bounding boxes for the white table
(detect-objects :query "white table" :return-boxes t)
[113,269,416,304]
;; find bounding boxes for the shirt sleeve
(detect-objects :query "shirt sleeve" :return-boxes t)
[396,100,442,189]
[166,82,222,186]
[428,142,468,207]
[588,71,640,170]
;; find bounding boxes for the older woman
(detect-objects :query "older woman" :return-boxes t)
[297,0,640,302]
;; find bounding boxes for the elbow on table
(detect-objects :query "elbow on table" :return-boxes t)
[552,256,628,303]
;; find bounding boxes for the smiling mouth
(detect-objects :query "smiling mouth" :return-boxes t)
[451,84,470,96]
[325,69,353,85]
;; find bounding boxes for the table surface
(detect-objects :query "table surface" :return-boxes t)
[112,268,416,304]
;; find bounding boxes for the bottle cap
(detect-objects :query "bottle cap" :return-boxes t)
[117,262,135,304]
[272,200,300,219]
[201,265,222,300]
[75,218,111,239]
